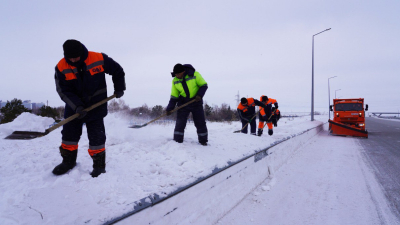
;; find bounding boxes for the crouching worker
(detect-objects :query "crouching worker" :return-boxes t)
[53,39,126,177]
[258,95,278,136]
[237,97,270,135]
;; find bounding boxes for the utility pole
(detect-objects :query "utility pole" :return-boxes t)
[311,28,331,121]
[235,91,240,106]
[328,76,337,120]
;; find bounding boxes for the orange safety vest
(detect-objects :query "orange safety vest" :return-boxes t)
[259,95,277,105]
[259,96,277,116]
[57,52,105,80]
[237,98,256,113]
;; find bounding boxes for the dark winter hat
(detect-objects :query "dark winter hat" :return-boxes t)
[173,63,185,74]
[262,96,269,102]
[63,39,83,58]
[241,97,248,104]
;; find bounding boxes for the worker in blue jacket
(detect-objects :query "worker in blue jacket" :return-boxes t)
[166,64,208,145]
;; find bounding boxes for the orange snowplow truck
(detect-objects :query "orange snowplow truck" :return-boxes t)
[328,98,368,138]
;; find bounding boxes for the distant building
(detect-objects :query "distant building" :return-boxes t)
[32,102,45,110]
[22,100,32,110]
[0,100,46,110]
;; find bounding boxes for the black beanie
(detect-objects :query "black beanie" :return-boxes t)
[262,96,269,102]
[241,98,248,104]
[63,39,83,58]
[173,64,185,74]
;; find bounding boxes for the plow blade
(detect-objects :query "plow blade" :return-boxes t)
[328,120,368,138]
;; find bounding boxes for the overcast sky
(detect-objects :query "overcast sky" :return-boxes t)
[1,0,399,113]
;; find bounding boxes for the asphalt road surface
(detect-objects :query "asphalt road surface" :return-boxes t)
[358,117,400,220]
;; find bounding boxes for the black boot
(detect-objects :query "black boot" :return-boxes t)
[200,141,208,146]
[257,129,263,136]
[52,147,77,175]
[268,129,273,136]
[90,151,106,178]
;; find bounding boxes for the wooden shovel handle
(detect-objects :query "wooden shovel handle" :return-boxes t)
[45,94,116,133]
[240,113,257,131]
[142,98,197,127]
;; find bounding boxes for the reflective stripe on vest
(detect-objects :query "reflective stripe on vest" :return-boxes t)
[174,76,196,85]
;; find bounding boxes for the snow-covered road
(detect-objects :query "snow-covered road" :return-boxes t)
[217,125,400,225]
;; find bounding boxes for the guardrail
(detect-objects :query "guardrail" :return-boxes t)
[370,112,400,117]
[104,122,325,225]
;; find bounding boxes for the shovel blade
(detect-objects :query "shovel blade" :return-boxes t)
[4,131,46,140]
[233,130,241,133]
[129,124,147,129]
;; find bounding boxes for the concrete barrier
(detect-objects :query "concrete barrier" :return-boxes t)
[106,123,324,225]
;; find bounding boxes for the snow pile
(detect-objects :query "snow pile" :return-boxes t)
[0,112,54,137]
[0,112,325,225]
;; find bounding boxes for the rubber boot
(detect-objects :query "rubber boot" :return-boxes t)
[90,151,106,178]
[268,129,273,136]
[257,129,263,136]
[52,147,77,175]
[200,142,208,146]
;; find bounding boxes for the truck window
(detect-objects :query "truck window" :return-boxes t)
[335,103,363,111]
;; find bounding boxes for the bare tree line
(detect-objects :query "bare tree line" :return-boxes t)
[108,99,239,122]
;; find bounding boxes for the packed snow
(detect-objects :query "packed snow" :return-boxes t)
[217,125,400,225]
[0,113,397,224]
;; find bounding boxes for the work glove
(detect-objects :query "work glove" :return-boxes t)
[115,91,124,98]
[166,110,173,116]
[195,95,202,102]
[76,106,87,119]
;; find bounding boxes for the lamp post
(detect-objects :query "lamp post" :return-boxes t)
[311,28,331,121]
[328,76,337,120]
[335,89,341,99]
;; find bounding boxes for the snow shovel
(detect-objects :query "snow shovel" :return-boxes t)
[4,94,116,140]
[130,98,197,128]
[233,114,257,133]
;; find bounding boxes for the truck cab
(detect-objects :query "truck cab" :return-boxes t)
[329,98,368,138]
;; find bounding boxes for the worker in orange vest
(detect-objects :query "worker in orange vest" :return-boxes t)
[237,97,270,135]
[53,39,126,177]
[258,96,278,136]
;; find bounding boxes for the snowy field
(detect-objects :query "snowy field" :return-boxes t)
[1,113,396,224]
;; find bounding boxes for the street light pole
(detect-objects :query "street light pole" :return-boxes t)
[328,76,337,120]
[335,89,341,99]
[311,28,331,121]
